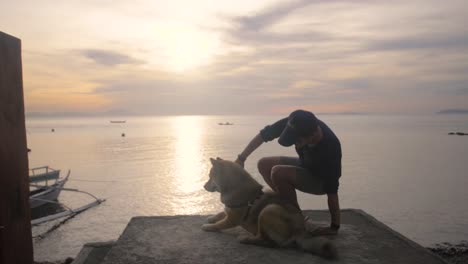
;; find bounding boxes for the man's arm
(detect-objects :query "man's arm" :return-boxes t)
[235,133,264,167]
[236,118,289,167]
[327,193,341,229]
[308,193,340,236]
[323,155,341,231]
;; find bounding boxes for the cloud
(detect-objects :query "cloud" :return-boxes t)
[455,87,468,95]
[16,0,468,115]
[366,33,468,52]
[90,76,276,115]
[211,1,468,112]
[232,0,313,32]
[80,49,144,66]
[83,1,468,114]
[225,0,338,46]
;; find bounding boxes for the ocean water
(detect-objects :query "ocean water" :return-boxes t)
[26,114,468,261]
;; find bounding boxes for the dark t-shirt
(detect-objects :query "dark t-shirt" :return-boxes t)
[259,118,342,194]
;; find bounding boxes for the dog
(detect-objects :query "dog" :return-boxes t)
[202,157,337,259]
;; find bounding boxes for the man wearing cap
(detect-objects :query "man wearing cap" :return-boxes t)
[235,109,342,235]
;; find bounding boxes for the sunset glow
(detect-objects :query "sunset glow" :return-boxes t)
[1,0,467,115]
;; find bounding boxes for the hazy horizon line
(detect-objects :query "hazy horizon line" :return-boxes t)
[25,109,468,118]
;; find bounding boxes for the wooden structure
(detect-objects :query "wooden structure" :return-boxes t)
[0,31,33,264]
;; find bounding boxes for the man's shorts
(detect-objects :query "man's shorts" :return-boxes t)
[279,156,326,195]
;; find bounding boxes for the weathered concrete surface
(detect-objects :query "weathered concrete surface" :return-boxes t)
[100,209,447,264]
[73,241,115,264]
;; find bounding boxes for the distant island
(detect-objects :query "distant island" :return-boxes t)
[436,109,468,114]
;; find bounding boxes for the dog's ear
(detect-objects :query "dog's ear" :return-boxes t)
[210,158,217,165]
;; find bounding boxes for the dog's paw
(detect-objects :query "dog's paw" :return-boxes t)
[206,215,219,224]
[201,224,219,232]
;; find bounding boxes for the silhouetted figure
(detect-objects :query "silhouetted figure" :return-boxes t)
[235,109,342,236]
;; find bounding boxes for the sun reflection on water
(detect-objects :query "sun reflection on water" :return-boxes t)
[168,116,208,214]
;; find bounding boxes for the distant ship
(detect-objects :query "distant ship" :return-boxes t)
[218,122,234,125]
[110,120,126,123]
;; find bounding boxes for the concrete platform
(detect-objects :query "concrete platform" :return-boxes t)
[99,209,447,264]
[73,241,115,264]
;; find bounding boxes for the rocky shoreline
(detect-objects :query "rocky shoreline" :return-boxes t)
[427,241,468,264]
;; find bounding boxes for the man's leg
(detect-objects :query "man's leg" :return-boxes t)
[257,157,282,190]
[269,164,326,210]
[270,165,300,209]
[257,156,300,191]
[292,169,328,231]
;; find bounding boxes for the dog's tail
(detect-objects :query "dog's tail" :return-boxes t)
[295,233,338,259]
[258,204,295,246]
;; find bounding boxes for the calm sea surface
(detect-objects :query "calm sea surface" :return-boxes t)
[27,115,468,261]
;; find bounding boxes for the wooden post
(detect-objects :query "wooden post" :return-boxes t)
[0,31,33,264]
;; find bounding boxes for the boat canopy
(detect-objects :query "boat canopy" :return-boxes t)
[30,170,60,183]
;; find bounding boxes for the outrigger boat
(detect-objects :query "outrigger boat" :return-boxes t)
[30,166,68,209]
[29,166,105,226]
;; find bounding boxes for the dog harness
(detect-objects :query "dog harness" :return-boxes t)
[241,189,264,221]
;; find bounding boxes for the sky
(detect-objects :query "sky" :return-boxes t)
[1,0,468,115]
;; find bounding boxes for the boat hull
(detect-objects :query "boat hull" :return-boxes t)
[29,176,68,209]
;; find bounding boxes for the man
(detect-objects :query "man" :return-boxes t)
[235,109,342,235]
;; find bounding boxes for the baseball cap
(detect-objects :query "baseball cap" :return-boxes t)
[278,110,319,146]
